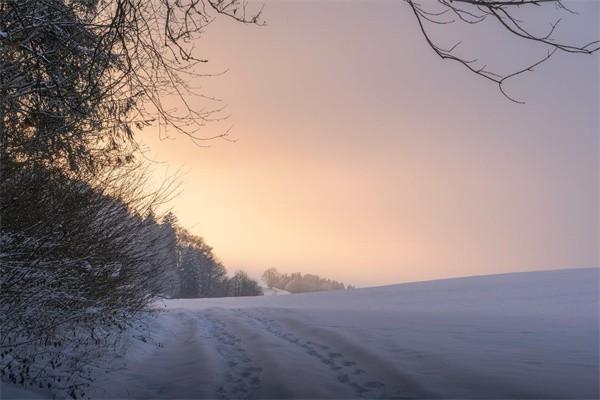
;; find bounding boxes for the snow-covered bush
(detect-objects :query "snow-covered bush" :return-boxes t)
[0,161,170,397]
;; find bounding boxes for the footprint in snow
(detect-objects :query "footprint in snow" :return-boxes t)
[196,313,262,400]
[241,311,387,399]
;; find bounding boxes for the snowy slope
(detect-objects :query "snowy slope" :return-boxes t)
[92,267,598,399]
[21,268,600,399]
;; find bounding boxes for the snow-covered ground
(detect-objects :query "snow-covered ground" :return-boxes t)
[260,286,290,296]
[3,268,598,399]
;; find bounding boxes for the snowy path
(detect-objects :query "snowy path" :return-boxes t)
[90,268,598,399]
[94,308,428,399]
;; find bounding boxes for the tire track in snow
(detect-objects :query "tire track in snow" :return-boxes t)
[237,309,387,399]
[195,312,263,399]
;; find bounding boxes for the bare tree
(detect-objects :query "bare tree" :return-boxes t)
[406,0,599,102]
[0,0,263,176]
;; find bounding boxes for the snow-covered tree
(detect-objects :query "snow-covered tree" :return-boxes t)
[0,0,264,176]
[262,268,281,289]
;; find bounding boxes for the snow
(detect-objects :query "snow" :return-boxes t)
[0,383,47,400]
[85,267,599,399]
[260,286,290,296]
[7,268,598,399]
[0,31,7,39]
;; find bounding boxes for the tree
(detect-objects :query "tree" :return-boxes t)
[1,0,261,396]
[179,246,201,298]
[0,0,264,176]
[407,0,599,102]
[228,271,263,297]
[262,268,281,289]
[175,227,227,297]
[160,212,180,298]
[262,269,349,293]
[284,277,311,294]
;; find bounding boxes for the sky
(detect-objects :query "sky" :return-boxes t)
[137,0,599,287]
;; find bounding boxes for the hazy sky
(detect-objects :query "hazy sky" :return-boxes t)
[138,1,599,287]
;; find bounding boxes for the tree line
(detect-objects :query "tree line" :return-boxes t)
[262,268,354,294]
[0,0,263,396]
[160,212,262,299]
[0,160,261,396]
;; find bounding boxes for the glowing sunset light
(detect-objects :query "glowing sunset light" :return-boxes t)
[136,1,598,287]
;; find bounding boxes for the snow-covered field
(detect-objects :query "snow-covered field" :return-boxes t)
[3,268,598,399]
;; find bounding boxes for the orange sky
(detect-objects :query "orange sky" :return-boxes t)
[137,1,599,287]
